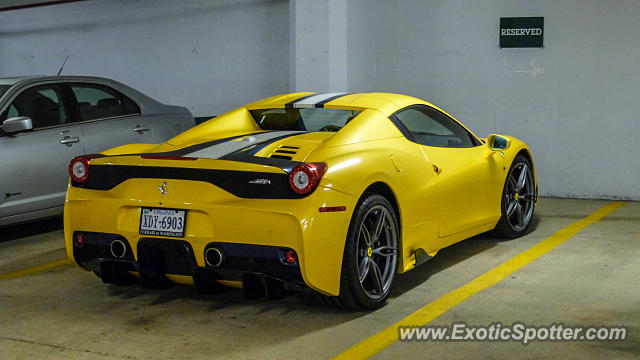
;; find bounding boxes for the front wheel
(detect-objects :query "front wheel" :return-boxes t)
[335,193,399,310]
[493,155,536,238]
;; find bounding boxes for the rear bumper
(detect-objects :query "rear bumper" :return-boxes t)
[64,178,356,295]
[72,233,305,295]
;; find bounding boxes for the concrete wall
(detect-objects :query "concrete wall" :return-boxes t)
[290,0,348,91]
[0,0,289,116]
[1,0,637,199]
[344,0,640,200]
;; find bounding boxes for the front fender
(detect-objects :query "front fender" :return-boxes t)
[498,136,539,199]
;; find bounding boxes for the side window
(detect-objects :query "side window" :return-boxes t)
[70,83,140,121]
[393,105,478,148]
[0,85,67,129]
[6,104,19,119]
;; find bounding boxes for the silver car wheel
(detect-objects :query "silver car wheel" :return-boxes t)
[356,205,398,300]
[504,162,535,232]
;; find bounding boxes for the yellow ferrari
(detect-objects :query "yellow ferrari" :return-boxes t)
[64,92,537,309]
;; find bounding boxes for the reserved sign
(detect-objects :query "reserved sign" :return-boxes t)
[500,17,544,48]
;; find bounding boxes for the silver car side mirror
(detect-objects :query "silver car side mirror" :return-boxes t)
[1,116,34,134]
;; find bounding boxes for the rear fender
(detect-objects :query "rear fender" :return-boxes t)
[101,143,160,156]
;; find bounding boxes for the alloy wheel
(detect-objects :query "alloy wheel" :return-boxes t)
[356,205,398,300]
[504,162,535,232]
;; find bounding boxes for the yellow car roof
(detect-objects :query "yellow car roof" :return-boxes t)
[246,92,437,117]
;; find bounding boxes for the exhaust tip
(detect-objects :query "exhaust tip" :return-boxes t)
[110,239,127,259]
[204,247,224,268]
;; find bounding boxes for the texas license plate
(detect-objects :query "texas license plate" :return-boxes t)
[139,208,186,238]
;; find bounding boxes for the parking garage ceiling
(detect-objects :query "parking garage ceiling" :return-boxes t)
[0,0,86,12]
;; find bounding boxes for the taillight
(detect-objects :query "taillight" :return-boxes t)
[69,154,104,183]
[288,162,327,195]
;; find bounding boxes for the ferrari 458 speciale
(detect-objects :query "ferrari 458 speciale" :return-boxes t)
[65,92,537,309]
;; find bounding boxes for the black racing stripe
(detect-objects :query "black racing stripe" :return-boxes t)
[109,133,255,158]
[218,132,306,172]
[314,93,352,108]
[104,131,301,175]
[159,133,262,157]
[221,154,303,174]
[219,132,305,159]
[73,165,310,199]
[284,94,316,108]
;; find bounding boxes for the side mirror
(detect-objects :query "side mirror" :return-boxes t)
[1,116,33,134]
[487,134,511,151]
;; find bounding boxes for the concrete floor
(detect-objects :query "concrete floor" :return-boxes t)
[0,198,638,359]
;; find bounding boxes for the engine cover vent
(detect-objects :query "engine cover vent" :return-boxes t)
[270,145,299,160]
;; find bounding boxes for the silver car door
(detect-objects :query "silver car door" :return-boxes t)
[0,84,84,222]
[68,82,153,153]
[141,107,196,143]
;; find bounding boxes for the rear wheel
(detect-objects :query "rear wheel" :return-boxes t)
[493,155,536,238]
[335,193,399,310]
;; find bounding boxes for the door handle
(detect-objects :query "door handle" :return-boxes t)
[5,192,22,199]
[432,164,441,174]
[60,136,80,146]
[133,125,151,133]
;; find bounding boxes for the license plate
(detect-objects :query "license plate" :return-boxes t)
[139,208,186,238]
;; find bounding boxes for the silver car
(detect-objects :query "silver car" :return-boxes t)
[0,75,195,226]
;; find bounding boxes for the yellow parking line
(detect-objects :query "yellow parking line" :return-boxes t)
[0,258,72,281]
[334,201,626,360]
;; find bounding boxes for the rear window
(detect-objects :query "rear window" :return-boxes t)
[70,83,140,121]
[250,108,361,132]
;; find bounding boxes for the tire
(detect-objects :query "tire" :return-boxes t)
[334,193,399,310]
[493,155,536,238]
